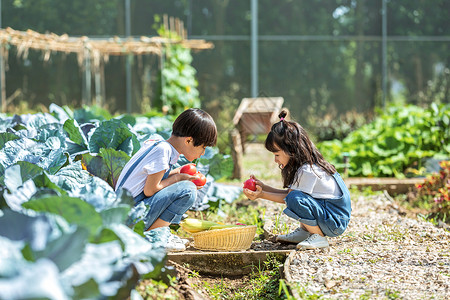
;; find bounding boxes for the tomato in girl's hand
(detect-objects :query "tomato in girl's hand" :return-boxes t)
[192,172,207,186]
[180,164,197,175]
[243,178,257,191]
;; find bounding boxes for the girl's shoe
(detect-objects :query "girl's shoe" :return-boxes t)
[276,227,310,244]
[296,234,329,249]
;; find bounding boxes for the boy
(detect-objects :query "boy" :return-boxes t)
[115,108,217,251]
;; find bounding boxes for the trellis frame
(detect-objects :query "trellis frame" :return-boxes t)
[0,19,213,112]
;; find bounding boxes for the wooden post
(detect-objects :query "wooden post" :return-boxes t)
[230,129,243,179]
[100,59,106,108]
[95,70,101,107]
[0,43,6,113]
[82,48,91,106]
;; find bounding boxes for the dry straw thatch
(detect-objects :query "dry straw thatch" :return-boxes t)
[0,25,213,67]
[0,16,213,112]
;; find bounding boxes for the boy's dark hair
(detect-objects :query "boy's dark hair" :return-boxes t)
[265,110,337,188]
[172,108,217,147]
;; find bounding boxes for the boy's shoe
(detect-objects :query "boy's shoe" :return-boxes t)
[144,227,170,247]
[166,234,187,252]
[276,227,310,244]
[296,234,329,250]
[144,227,187,252]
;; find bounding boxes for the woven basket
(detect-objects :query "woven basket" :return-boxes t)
[192,225,257,251]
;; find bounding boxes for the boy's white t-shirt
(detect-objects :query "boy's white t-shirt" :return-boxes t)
[289,164,342,199]
[115,139,180,198]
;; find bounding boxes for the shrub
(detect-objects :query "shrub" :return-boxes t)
[318,103,450,178]
[413,160,450,222]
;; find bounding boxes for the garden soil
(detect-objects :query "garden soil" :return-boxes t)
[166,190,450,299]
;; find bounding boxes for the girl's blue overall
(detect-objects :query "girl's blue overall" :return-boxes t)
[283,172,351,237]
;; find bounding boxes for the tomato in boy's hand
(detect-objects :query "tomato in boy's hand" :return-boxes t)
[180,164,197,175]
[243,178,257,191]
[192,172,207,186]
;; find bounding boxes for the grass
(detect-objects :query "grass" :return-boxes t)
[195,255,290,300]
[136,278,179,300]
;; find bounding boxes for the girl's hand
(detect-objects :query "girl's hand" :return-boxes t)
[250,174,266,191]
[243,184,262,200]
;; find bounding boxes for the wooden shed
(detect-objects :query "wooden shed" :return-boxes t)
[233,97,285,151]
[230,97,287,179]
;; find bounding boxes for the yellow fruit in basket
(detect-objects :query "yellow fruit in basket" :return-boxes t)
[209,224,241,230]
[180,218,220,233]
[180,218,243,233]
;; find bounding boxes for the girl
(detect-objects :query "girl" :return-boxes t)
[243,110,351,249]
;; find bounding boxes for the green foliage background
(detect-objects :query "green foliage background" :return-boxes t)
[2,0,448,120]
[318,103,450,178]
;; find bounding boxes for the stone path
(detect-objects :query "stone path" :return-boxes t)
[263,191,450,299]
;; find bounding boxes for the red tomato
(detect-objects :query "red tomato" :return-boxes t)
[243,178,257,191]
[192,172,207,186]
[180,164,197,175]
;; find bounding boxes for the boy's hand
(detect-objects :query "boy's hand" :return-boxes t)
[243,184,262,200]
[177,173,204,190]
[178,173,198,181]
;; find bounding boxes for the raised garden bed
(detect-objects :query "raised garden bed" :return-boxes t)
[168,248,291,276]
[344,177,423,194]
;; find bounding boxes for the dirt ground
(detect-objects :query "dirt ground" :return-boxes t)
[167,193,449,300]
[279,192,450,299]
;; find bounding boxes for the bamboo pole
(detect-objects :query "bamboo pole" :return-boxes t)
[0,43,5,113]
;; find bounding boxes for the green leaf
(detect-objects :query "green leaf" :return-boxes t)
[362,162,373,176]
[100,205,130,227]
[115,114,137,127]
[100,148,130,188]
[0,132,19,150]
[63,118,88,146]
[82,149,130,188]
[33,226,90,271]
[33,173,67,195]
[4,165,24,192]
[378,164,393,175]
[46,149,70,174]
[89,119,140,156]
[49,103,74,121]
[72,279,101,300]
[81,153,108,182]
[92,227,124,248]
[51,161,91,192]
[73,105,111,124]
[22,196,103,238]
[132,220,146,237]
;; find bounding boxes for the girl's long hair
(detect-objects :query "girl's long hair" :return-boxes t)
[265,110,337,188]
